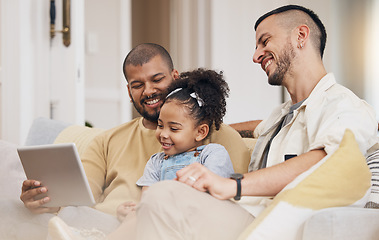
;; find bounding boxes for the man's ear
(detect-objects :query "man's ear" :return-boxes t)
[127,84,133,101]
[296,24,310,48]
[195,124,209,142]
[172,69,179,80]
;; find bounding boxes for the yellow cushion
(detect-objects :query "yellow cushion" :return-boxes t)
[242,138,257,157]
[239,129,371,240]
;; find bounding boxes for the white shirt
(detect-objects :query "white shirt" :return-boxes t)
[249,73,378,171]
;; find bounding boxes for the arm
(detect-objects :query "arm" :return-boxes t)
[229,120,262,138]
[176,149,326,200]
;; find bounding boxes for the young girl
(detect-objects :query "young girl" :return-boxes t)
[48,68,234,240]
[116,68,234,222]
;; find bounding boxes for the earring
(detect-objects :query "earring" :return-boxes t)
[299,42,304,49]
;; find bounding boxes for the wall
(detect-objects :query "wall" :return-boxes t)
[365,0,379,117]
[210,0,282,123]
[0,0,85,144]
[0,0,2,138]
[0,1,51,144]
[84,0,131,129]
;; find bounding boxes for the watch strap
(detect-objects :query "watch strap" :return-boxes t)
[234,178,242,201]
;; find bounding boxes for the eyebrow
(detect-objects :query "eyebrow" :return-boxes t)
[152,72,165,78]
[129,72,165,85]
[168,121,182,126]
[158,119,182,127]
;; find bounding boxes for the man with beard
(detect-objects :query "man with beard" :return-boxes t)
[129,5,378,240]
[19,43,251,216]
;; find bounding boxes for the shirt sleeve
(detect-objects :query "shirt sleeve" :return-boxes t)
[136,153,163,187]
[200,144,235,177]
[80,134,108,203]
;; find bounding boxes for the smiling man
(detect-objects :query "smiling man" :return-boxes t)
[20,43,251,216]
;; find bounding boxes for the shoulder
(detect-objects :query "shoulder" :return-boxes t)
[203,143,227,151]
[201,143,229,157]
[150,152,165,161]
[146,152,166,166]
[306,81,375,118]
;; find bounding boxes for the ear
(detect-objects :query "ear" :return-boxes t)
[127,84,133,102]
[296,25,310,49]
[172,69,179,80]
[195,124,209,142]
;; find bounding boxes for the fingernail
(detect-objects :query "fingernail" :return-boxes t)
[34,181,40,186]
[40,187,47,193]
[43,197,50,202]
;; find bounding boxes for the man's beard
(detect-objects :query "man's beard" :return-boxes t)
[131,94,162,122]
[268,42,295,86]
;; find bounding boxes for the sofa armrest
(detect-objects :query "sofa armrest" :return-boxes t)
[302,207,379,240]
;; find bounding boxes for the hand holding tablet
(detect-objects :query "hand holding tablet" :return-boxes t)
[17,143,95,208]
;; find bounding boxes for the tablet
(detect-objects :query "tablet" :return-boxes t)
[17,143,95,207]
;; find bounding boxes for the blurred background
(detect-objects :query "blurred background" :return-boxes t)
[1,0,378,144]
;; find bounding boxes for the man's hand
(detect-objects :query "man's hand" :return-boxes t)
[20,180,60,214]
[175,163,236,200]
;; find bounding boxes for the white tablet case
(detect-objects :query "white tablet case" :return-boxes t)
[17,143,95,207]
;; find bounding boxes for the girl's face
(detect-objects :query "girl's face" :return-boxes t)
[156,101,204,156]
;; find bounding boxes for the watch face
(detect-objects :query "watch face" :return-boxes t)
[230,173,244,180]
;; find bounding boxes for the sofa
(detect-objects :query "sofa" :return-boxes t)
[1,117,379,240]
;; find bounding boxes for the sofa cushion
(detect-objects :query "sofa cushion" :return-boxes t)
[238,129,371,240]
[24,117,71,146]
[54,125,105,157]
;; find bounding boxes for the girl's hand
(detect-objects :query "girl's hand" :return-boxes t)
[116,201,137,222]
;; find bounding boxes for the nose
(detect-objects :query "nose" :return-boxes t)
[159,128,169,139]
[253,46,264,64]
[143,82,156,97]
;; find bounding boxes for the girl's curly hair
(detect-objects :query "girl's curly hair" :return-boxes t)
[164,68,229,136]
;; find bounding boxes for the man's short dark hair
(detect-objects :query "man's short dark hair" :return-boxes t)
[254,5,327,59]
[122,43,174,81]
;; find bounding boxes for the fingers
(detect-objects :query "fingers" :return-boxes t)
[21,179,40,193]
[117,201,137,222]
[175,163,231,199]
[176,163,209,191]
[20,179,59,214]
[20,184,47,203]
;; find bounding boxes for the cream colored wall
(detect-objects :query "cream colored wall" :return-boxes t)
[84,0,131,129]
[0,0,86,144]
[0,0,2,138]
[0,0,52,144]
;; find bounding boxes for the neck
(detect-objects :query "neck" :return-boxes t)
[142,118,158,130]
[285,61,327,104]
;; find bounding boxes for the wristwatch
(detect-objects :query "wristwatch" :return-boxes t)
[230,173,244,201]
